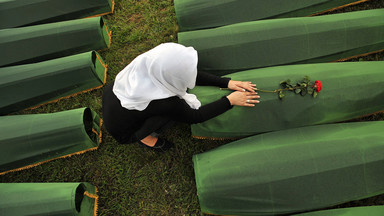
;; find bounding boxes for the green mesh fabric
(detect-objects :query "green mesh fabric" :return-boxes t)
[0,0,113,29]
[0,182,98,216]
[0,17,110,67]
[179,9,384,75]
[293,206,384,216]
[0,51,106,115]
[193,121,384,215]
[175,0,364,31]
[189,62,384,139]
[0,108,102,175]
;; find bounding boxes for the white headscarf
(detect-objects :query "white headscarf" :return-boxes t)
[113,43,201,111]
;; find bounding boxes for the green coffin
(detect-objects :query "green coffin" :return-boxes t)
[0,0,114,29]
[293,206,384,216]
[0,182,98,216]
[193,121,384,215]
[178,9,384,75]
[175,0,365,31]
[0,108,102,176]
[0,17,111,67]
[0,51,107,115]
[189,62,384,139]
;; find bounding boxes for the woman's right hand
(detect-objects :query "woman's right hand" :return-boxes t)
[226,91,260,107]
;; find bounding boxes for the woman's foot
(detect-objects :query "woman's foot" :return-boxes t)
[137,135,174,152]
[140,135,158,147]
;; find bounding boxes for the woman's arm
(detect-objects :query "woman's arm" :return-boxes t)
[196,71,256,92]
[147,91,259,124]
[196,71,230,88]
[147,96,232,124]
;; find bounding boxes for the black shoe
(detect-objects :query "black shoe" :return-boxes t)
[137,138,174,152]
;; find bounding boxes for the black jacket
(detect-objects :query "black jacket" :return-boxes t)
[102,72,232,144]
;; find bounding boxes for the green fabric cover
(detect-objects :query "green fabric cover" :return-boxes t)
[293,206,384,216]
[175,0,364,31]
[0,107,101,175]
[189,62,384,139]
[0,17,110,67]
[0,0,113,29]
[0,182,97,216]
[178,9,384,75]
[0,51,106,115]
[193,121,384,215]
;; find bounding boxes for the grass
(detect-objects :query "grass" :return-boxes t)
[1,0,384,215]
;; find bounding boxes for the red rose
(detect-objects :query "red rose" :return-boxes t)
[314,80,322,92]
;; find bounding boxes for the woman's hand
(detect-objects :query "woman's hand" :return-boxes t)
[228,80,256,92]
[226,91,260,107]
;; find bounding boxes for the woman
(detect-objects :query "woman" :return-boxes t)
[102,43,259,151]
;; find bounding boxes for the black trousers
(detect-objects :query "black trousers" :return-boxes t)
[133,116,175,142]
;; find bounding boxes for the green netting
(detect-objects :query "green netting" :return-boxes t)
[0,16,110,67]
[0,0,114,29]
[178,9,384,75]
[293,206,384,216]
[0,107,102,175]
[189,62,384,139]
[175,0,366,31]
[193,121,384,215]
[0,51,106,115]
[0,182,98,216]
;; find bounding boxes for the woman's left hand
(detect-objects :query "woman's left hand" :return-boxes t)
[228,80,256,92]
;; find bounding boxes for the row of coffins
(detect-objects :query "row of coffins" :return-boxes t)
[175,1,384,215]
[0,108,102,216]
[0,1,114,215]
[0,1,112,112]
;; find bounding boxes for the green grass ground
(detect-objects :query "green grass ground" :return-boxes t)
[1,0,384,215]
